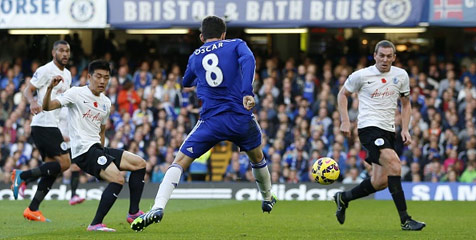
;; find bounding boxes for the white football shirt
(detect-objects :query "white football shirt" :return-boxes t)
[343,65,410,132]
[30,61,71,127]
[56,86,111,158]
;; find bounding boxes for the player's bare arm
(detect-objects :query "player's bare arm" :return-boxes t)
[337,87,353,137]
[243,95,255,110]
[24,83,42,115]
[100,124,106,146]
[400,95,412,145]
[42,75,64,111]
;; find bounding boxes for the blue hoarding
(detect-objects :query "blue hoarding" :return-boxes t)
[108,0,427,28]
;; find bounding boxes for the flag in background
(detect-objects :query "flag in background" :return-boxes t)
[433,0,463,20]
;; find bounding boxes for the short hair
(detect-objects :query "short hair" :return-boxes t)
[88,60,110,75]
[374,40,396,54]
[201,16,226,40]
[53,40,69,50]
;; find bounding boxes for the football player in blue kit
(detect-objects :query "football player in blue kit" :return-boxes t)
[131,15,276,232]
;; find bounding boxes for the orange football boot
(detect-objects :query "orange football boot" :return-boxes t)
[23,207,51,222]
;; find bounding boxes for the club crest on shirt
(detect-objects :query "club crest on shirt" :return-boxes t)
[102,104,106,111]
[393,77,398,84]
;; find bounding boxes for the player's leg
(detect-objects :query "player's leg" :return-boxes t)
[87,162,124,232]
[246,146,275,212]
[116,150,147,222]
[379,149,425,230]
[12,127,70,199]
[69,163,85,205]
[151,119,215,211]
[152,151,194,210]
[131,152,195,232]
[239,114,274,213]
[21,153,69,223]
[132,119,216,231]
[334,127,382,224]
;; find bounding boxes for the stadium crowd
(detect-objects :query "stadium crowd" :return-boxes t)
[1,34,476,185]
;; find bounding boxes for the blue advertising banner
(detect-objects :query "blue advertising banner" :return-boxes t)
[429,0,476,26]
[375,182,476,201]
[108,0,427,28]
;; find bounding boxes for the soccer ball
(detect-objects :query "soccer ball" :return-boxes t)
[311,157,340,185]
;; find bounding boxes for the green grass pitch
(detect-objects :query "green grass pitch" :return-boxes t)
[1,199,475,239]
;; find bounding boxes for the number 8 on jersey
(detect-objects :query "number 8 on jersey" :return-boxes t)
[202,53,223,87]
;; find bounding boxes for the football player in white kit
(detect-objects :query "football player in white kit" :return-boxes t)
[335,40,425,231]
[11,40,72,222]
[43,60,147,232]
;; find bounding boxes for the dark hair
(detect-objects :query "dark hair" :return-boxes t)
[53,40,69,50]
[201,16,226,40]
[374,40,396,54]
[88,59,110,75]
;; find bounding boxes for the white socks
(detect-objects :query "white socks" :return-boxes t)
[251,158,272,201]
[152,163,183,210]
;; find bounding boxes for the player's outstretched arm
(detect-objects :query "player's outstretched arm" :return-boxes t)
[24,82,42,115]
[42,76,63,111]
[400,95,412,145]
[337,87,352,137]
[100,124,106,146]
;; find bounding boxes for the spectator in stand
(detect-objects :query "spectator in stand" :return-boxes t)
[117,65,133,86]
[133,61,153,90]
[132,101,154,126]
[438,70,461,97]
[403,162,422,182]
[117,81,141,116]
[342,167,363,184]
[460,159,476,183]
[460,62,476,86]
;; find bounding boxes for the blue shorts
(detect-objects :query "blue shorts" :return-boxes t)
[180,113,262,158]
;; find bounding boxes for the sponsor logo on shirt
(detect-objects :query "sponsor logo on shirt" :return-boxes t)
[370,88,396,98]
[82,109,103,123]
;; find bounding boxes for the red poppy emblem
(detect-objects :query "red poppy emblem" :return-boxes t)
[381,78,387,83]
[94,102,98,108]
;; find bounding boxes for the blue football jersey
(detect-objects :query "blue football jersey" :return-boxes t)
[182,39,255,120]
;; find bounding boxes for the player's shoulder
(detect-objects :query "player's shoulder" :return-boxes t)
[64,67,72,76]
[100,93,112,106]
[222,38,246,47]
[223,38,244,43]
[33,62,52,76]
[66,86,83,94]
[348,66,370,80]
[390,66,409,75]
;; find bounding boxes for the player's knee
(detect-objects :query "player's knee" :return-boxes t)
[380,151,401,175]
[246,148,263,163]
[372,178,388,190]
[129,156,146,170]
[386,158,401,175]
[136,158,146,169]
[60,161,71,172]
[111,175,125,185]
